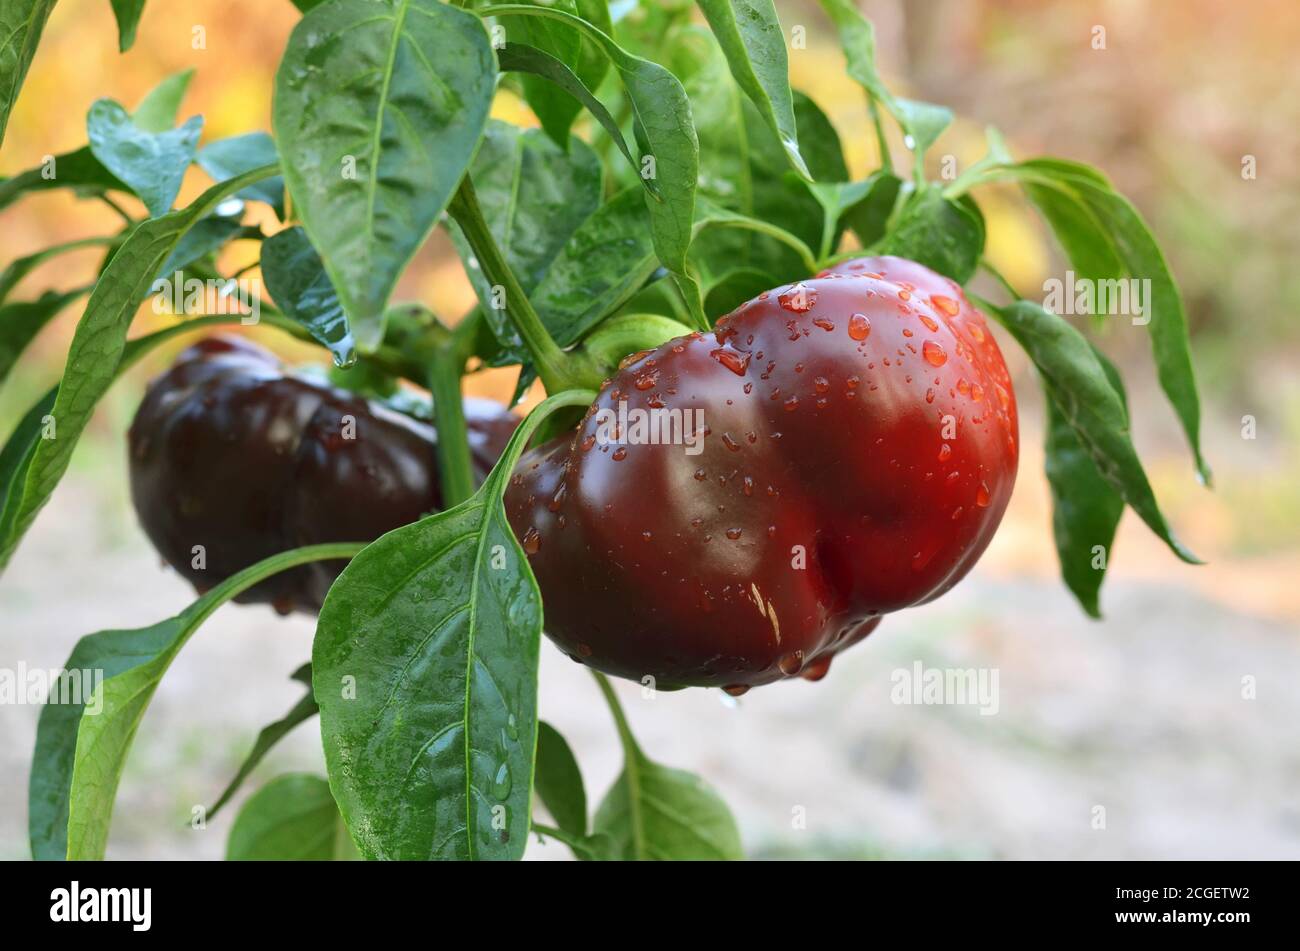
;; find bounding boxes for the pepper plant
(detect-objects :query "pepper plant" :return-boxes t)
[2,0,1205,861]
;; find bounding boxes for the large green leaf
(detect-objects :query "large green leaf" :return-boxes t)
[447,119,602,355]
[987,298,1197,565]
[227,774,357,860]
[696,0,807,178]
[0,164,275,574]
[0,0,57,147]
[273,0,495,352]
[496,0,591,148]
[207,665,319,822]
[29,543,363,860]
[260,226,354,367]
[1043,348,1127,618]
[87,98,202,217]
[314,389,594,861]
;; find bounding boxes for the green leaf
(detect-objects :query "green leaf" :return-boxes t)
[207,665,318,822]
[314,389,594,860]
[448,119,602,355]
[485,5,699,319]
[987,298,1198,565]
[529,185,658,346]
[0,0,58,147]
[109,0,147,52]
[951,158,1209,484]
[840,171,902,248]
[260,226,354,368]
[594,750,743,860]
[0,147,127,211]
[0,289,87,389]
[197,132,285,217]
[816,0,950,160]
[534,721,587,837]
[696,0,807,178]
[1043,348,1127,618]
[496,0,586,147]
[87,98,202,217]
[154,212,253,283]
[273,0,496,353]
[132,67,193,132]
[29,543,363,860]
[881,184,984,283]
[0,163,275,574]
[702,266,771,319]
[0,235,115,306]
[226,774,356,860]
[495,43,648,196]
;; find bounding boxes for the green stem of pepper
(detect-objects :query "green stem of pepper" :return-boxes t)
[425,331,476,509]
[448,179,602,395]
[868,94,893,175]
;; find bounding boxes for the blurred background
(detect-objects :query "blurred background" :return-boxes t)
[1,0,1297,859]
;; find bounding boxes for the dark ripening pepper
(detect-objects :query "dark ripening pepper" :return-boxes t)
[128,335,517,614]
[505,256,1019,692]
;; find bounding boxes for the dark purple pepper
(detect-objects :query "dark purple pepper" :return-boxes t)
[127,335,517,614]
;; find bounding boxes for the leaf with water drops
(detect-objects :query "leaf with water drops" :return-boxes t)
[197,132,286,218]
[87,98,202,217]
[273,0,495,352]
[314,389,595,861]
[261,226,355,368]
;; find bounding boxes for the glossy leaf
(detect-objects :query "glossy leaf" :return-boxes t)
[207,665,319,822]
[495,43,647,195]
[496,0,586,146]
[594,749,743,860]
[314,389,594,861]
[0,165,275,574]
[197,132,285,217]
[261,226,354,367]
[881,185,984,284]
[535,721,587,838]
[696,0,808,178]
[1043,348,1127,618]
[988,299,1198,565]
[448,120,602,355]
[87,98,202,217]
[273,0,495,353]
[226,774,356,860]
[132,67,192,131]
[29,543,362,860]
[485,5,699,315]
[530,185,658,346]
[154,213,253,283]
[0,0,57,147]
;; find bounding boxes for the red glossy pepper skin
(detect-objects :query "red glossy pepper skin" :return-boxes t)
[128,336,516,614]
[505,256,1017,691]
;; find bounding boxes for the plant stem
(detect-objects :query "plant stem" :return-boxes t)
[426,338,476,508]
[591,670,639,760]
[447,178,598,394]
[868,95,892,175]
